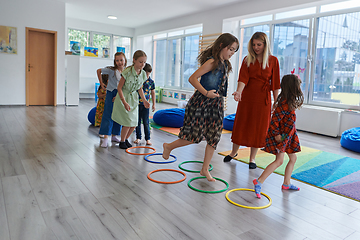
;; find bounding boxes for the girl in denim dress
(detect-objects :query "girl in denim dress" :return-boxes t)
[162,33,239,181]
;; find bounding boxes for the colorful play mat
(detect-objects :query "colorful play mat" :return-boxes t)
[219,146,360,202]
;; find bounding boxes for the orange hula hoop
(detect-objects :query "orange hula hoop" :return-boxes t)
[125,146,156,155]
[147,169,186,184]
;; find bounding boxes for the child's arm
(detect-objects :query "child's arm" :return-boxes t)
[150,89,156,112]
[117,76,131,111]
[97,69,106,90]
[188,59,219,98]
[138,89,150,109]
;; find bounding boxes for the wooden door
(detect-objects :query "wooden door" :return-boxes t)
[26,28,57,106]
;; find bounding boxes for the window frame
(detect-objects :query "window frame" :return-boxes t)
[235,4,360,109]
[67,28,132,59]
[152,28,202,90]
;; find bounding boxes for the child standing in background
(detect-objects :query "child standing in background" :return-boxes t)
[134,63,156,145]
[95,74,108,129]
[162,33,239,181]
[97,52,127,148]
[253,74,304,198]
[112,50,150,149]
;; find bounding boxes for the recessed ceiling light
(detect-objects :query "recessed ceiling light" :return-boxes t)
[108,15,117,20]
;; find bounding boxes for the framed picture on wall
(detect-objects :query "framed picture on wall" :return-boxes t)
[181,94,186,100]
[84,47,98,57]
[0,25,17,54]
[163,90,167,97]
[70,41,80,55]
[169,91,173,98]
[102,48,110,58]
[117,47,125,54]
[174,93,179,99]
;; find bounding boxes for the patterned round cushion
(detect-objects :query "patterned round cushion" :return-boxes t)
[153,108,185,128]
[340,127,360,153]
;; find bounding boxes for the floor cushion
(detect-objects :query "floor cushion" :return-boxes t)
[153,108,185,128]
[87,106,96,125]
[223,113,235,131]
[340,127,360,153]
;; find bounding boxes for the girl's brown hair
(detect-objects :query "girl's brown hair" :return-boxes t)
[124,50,147,70]
[198,33,239,73]
[246,32,271,69]
[274,74,304,111]
[108,52,127,70]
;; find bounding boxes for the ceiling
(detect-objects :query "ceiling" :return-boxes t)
[63,0,248,28]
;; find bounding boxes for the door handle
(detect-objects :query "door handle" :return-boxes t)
[28,64,34,72]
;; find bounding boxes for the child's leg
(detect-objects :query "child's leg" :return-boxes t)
[162,139,192,160]
[282,153,300,190]
[126,127,135,140]
[253,152,285,198]
[119,126,134,149]
[135,105,142,141]
[120,126,129,142]
[200,144,216,182]
[99,92,115,147]
[258,152,285,183]
[249,147,259,169]
[99,91,114,140]
[143,108,150,142]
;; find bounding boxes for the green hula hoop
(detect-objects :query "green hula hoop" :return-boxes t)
[178,161,213,173]
[187,176,229,193]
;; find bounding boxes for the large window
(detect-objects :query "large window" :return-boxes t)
[68,29,90,56]
[68,29,132,59]
[313,12,360,106]
[236,5,360,109]
[152,26,202,89]
[183,35,199,89]
[153,40,166,87]
[273,19,310,97]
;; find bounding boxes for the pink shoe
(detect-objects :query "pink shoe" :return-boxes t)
[253,179,262,199]
[282,184,300,191]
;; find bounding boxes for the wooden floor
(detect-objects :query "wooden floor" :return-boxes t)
[0,99,360,240]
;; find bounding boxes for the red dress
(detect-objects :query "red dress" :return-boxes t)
[231,55,280,148]
[263,100,301,154]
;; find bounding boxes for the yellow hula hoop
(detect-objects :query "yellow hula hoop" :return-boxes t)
[225,188,272,209]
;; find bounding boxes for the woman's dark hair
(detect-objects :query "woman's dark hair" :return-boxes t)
[274,74,304,111]
[198,33,239,73]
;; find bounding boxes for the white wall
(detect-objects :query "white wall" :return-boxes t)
[0,0,65,105]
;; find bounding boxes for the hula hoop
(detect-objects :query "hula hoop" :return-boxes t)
[147,169,186,184]
[187,176,229,193]
[225,188,272,209]
[178,161,213,173]
[144,153,177,164]
[125,146,156,155]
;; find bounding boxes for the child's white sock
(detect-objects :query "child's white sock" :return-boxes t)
[100,138,108,148]
[111,136,121,143]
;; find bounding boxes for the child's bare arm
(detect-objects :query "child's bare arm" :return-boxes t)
[150,89,156,111]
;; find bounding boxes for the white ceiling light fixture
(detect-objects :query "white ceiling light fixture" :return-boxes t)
[107,15,117,20]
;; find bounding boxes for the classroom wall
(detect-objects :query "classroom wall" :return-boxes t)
[0,0,66,105]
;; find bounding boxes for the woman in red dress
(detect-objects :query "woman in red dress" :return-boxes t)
[223,32,280,169]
